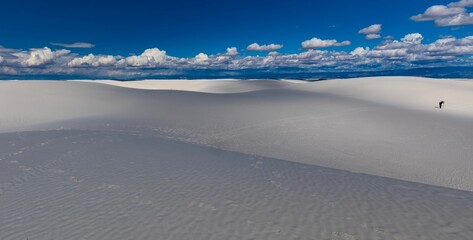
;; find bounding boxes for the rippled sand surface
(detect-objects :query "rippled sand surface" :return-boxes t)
[1,130,473,240]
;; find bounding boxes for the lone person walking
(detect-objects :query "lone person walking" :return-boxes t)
[439,101,445,109]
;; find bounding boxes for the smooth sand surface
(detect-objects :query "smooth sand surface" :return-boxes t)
[1,77,473,239]
[76,79,308,93]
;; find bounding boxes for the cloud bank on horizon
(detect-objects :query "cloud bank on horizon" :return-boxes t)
[2,0,473,78]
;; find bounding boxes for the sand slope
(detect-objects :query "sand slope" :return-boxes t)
[1,130,473,240]
[1,77,473,239]
[1,77,472,190]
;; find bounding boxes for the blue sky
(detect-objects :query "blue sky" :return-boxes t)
[2,0,473,79]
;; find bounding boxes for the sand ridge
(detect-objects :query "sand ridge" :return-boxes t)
[76,77,473,117]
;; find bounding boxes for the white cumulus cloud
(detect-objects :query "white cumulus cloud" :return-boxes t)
[359,24,382,40]
[412,1,473,26]
[411,5,465,21]
[448,0,473,7]
[119,48,169,67]
[68,54,118,67]
[194,53,209,64]
[435,12,473,26]
[13,47,70,67]
[247,43,283,51]
[401,33,424,44]
[366,34,381,40]
[226,47,238,56]
[410,36,473,56]
[359,24,382,34]
[301,37,351,49]
[364,33,424,59]
[351,47,370,56]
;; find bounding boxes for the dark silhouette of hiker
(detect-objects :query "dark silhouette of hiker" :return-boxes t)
[439,101,445,109]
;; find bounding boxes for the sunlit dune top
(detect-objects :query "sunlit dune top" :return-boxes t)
[74,77,473,118]
[74,79,308,93]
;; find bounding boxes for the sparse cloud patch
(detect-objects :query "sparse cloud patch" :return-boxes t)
[365,34,381,40]
[448,0,473,8]
[51,42,95,48]
[412,1,473,26]
[301,37,351,49]
[359,24,382,40]
[247,43,283,51]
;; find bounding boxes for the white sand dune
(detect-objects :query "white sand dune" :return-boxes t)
[76,79,308,93]
[1,77,473,239]
[2,77,472,189]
